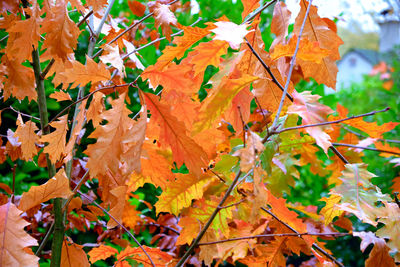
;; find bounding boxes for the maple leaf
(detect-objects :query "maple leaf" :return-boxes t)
[152,3,178,41]
[116,246,172,267]
[293,0,343,89]
[18,169,73,211]
[192,73,257,134]
[155,173,214,215]
[128,0,147,17]
[189,40,229,76]
[88,245,118,264]
[6,2,41,63]
[40,114,69,164]
[271,36,330,64]
[331,164,391,226]
[211,21,251,49]
[100,44,125,76]
[61,240,90,267]
[0,202,39,266]
[287,90,334,153]
[143,92,208,176]
[60,56,111,88]
[354,231,396,267]
[40,0,81,61]
[14,115,39,161]
[85,94,146,179]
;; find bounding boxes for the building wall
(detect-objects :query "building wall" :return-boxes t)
[336,52,373,91]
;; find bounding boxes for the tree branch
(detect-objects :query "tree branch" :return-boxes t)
[198,232,350,246]
[342,124,400,144]
[272,0,313,129]
[243,0,277,24]
[332,143,400,156]
[261,207,345,267]
[79,191,156,267]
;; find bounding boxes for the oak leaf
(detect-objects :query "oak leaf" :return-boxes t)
[86,91,105,128]
[49,90,72,102]
[0,202,39,266]
[376,202,400,262]
[88,245,118,264]
[176,216,200,246]
[86,0,108,11]
[18,169,73,211]
[287,90,334,153]
[190,40,229,76]
[61,240,90,267]
[40,114,69,164]
[143,92,208,176]
[14,115,39,161]
[241,0,260,19]
[211,21,251,49]
[116,246,173,267]
[320,195,343,225]
[270,2,291,49]
[100,44,125,76]
[152,3,177,41]
[128,0,146,17]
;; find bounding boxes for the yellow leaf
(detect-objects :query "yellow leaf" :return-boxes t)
[320,195,343,225]
[19,169,73,211]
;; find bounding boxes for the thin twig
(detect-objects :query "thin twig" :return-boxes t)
[243,0,277,24]
[244,38,293,102]
[11,164,16,203]
[35,222,55,256]
[219,199,246,209]
[40,59,55,80]
[198,232,350,246]
[272,0,313,130]
[276,107,390,134]
[79,191,156,267]
[342,125,400,144]
[261,207,344,267]
[329,146,349,164]
[4,106,41,121]
[77,10,94,27]
[332,143,400,156]
[0,34,8,42]
[142,223,180,235]
[92,0,180,59]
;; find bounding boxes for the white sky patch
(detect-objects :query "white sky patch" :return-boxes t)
[285,0,390,32]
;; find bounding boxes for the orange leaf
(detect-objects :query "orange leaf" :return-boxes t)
[99,44,125,76]
[40,1,81,61]
[190,40,229,76]
[293,0,343,89]
[0,202,39,266]
[14,115,39,161]
[107,186,127,229]
[116,246,172,267]
[86,0,108,11]
[86,91,105,128]
[192,74,257,134]
[287,91,334,153]
[143,92,208,176]
[49,90,72,102]
[241,0,260,20]
[152,3,177,41]
[61,240,90,267]
[374,142,400,158]
[128,0,146,16]
[40,114,69,164]
[18,169,73,211]
[270,2,291,49]
[155,173,214,215]
[271,36,330,64]
[64,99,87,162]
[176,216,200,245]
[88,245,118,264]
[61,56,111,88]
[85,94,146,179]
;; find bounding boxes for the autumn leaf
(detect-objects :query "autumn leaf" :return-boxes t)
[100,44,125,76]
[354,231,396,267]
[270,2,291,49]
[192,73,257,134]
[49,90,72,102]
[287,90,334,153]
[61,240,90,267]
[85,93,146,179]
[320,195,343,225]
[234,131,265,172]
[88,245,118,264]
[189,40,229,76]
[241,0,260,19]
[152,3,177,41]
[143,92,209,176]
[19,169,73,211]
[176,216,200,246]
[14,115,39,161]
[155,173,214,215]
[40,0,81,61]
[211,21,251,49]
[86,0,108,11]
[86,91,105,128]
[271,36,330,64]
[60,56,111,88]
[116,246,173,267]
[40,114,68,164]
[0,202,39,266]
[128,0,146,17]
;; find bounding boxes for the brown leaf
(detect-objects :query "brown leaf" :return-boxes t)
[152,3,178,41]
[49,90,72,102]
[61,240,90,267]
[88,245,118,264]
[14,115,39,161]
[19,169,73,211]
[128,0,146,16]
[0,202,39,266]
[40,114,69,164]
